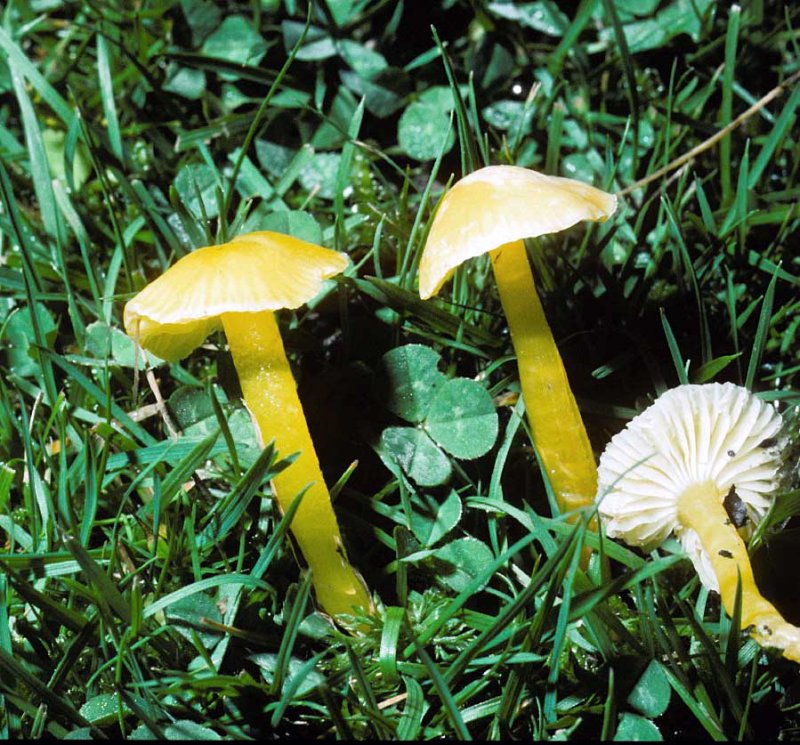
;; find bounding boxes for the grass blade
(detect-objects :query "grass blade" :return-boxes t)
[659,308,690,385]
[744,266,779,389]
[405,621,471,741]
[96,33,123,162]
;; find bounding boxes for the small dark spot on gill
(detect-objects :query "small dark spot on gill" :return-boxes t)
[759,437,778,449]
[727,449,735,457]
[718,550,734,559]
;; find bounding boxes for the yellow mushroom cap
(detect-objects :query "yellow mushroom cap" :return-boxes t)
[418,165,617,299]
[123,231,350,362]
[596,383,786,590]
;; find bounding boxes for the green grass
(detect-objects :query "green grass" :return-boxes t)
[0,0,799,739]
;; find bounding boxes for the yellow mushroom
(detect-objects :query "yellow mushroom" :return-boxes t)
[419,165,616,517]
[124,231,372,620]
[597,382,800,662]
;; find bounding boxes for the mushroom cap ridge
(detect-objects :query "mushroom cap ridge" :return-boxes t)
[124,231,349,362]
[596,382,785,590]
[418,165,617,299]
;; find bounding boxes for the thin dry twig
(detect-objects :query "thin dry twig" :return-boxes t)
[378,692,408,710]
[617,68,800,197]
[145,368,179,438]
[28,390,44,435]
[127,402,166,422]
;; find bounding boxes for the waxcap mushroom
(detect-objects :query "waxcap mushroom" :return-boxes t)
[596,382,786,591]
[418,165,617,299]
[123,230,372,621]
[124,231,349,361]
[417,165,617,526]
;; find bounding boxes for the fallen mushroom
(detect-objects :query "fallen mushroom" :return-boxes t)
[596,382,800,661]
[418,165,616,517]
[124,231,372,620]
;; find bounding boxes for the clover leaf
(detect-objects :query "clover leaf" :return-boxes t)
[375,344,498,488]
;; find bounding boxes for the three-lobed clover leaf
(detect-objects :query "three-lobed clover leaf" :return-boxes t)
[375,344,499,488]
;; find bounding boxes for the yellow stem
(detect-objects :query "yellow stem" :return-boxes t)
[678,482,800,662]
[222,311,372,619]
[489,241,597,517]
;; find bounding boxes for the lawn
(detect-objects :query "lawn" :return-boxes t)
[0,0,799,739]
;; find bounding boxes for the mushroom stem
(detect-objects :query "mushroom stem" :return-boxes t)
[677,482,800,662]
[221,311,372,619]
[489,240,597,517]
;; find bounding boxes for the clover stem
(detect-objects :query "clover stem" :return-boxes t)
[221,311,372,619]
[489,240,597,517]
[677,482,800,662]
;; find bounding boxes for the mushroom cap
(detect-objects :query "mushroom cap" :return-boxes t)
[596,382,786,590]
[418,165,617,299]
[123,231,350,362]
